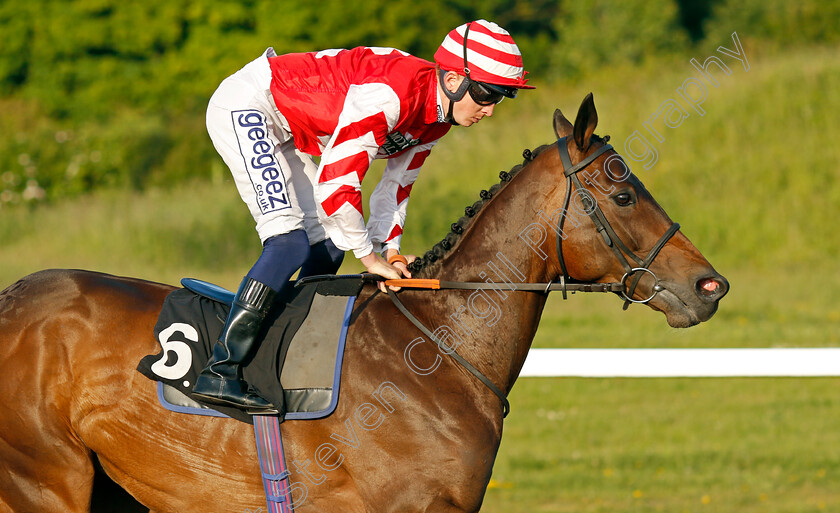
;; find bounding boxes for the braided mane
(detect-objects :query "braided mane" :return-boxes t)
[406,134,611,277]
[407,143,554,277]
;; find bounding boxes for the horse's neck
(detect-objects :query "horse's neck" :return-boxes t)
[422,159,556,393]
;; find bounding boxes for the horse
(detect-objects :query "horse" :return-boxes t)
[0,95,728,513]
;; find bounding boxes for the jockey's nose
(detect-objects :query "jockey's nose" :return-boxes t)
[482,104,495,116]
[695,274,729,302]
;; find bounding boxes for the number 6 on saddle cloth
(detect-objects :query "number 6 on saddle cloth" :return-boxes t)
[137,277,361,424]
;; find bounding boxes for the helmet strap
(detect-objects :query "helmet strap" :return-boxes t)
[438,69,469,125]
[438,22,474,126]
[446,95,458,126]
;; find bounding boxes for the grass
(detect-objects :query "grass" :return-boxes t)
[485,377,840,513]
[1,41,839,512]
[0,182,259,289]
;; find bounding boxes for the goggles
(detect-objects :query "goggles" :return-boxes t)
[468,81,517,106]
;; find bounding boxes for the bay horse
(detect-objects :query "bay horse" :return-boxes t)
[0,95,727,513]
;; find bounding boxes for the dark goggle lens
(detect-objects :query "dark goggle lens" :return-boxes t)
[468,82,506,105]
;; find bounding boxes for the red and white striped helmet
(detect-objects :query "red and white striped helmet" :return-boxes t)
[434,19,535,90]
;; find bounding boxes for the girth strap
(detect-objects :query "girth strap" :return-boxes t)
[386,289,511,418]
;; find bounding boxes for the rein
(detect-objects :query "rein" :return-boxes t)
[386,289,511,417]
[380,278,624,293]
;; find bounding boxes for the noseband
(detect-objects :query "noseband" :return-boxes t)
[554,136,680,309]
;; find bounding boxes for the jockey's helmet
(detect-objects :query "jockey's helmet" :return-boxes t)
[434,19,535,106]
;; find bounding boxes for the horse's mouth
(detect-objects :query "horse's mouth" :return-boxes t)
[647,285,717,328]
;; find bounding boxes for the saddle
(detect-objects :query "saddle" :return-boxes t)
[137,277,362,424]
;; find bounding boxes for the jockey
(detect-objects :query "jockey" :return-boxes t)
[192,20,535,413]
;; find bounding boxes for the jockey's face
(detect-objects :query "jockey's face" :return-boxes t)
[441,72,497,127]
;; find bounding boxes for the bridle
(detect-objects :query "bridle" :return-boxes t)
[296,137,681,418]
[374,137,681,305]
[553,136,681,309]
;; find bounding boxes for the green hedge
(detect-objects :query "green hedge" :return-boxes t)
[0,0,834,205]
[703,0,840,49]
[549,0,689,79]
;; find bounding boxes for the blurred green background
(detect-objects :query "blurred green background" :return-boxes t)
[1,1,839,511]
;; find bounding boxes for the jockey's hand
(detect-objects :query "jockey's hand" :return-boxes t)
[384,249,415,280]
[359,252,402,293]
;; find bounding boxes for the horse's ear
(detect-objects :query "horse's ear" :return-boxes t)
[573,92,598,151]
[553,108,573,139]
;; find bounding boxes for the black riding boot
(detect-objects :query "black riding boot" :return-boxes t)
[192,277,278,413]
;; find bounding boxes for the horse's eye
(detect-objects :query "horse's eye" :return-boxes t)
[613,192,633,206]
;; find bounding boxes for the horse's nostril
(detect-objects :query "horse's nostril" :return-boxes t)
[696,275,727,301]
[700,278,719,293]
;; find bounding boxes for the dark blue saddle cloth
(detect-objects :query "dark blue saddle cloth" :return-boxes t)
[137,277,360,424]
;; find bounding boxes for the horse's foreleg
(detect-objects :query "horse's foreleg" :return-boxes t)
[0,390,95,511]
[0,271,100,512]
[0,437,95,513]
